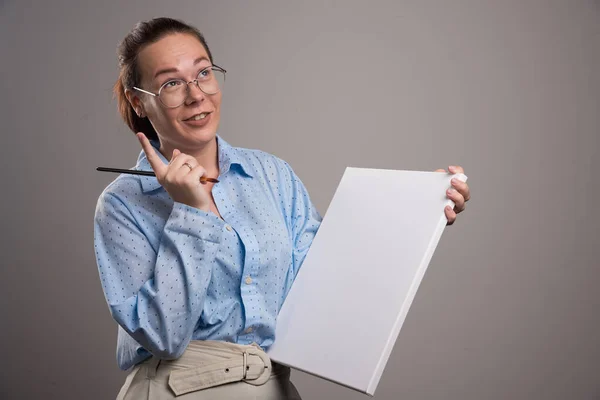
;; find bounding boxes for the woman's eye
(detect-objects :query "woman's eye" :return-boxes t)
[198,69,211,79]
[161,80,183,91]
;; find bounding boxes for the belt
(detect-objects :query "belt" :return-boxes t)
[165,342,272,396]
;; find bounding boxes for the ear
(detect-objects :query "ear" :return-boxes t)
[125,88,146,118]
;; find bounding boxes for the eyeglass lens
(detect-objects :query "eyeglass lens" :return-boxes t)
[158,67,225,107]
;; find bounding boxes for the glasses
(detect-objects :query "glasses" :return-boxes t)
[133,65,226,108]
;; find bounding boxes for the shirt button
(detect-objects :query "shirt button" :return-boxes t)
[225,225,232,232]
[245,276,253,285]
[245,327,253,334]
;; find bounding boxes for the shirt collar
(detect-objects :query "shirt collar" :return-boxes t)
[135,134,253,193]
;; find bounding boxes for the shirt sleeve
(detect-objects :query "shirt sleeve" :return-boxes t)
[280,161,322,281]
[93,193,224,359]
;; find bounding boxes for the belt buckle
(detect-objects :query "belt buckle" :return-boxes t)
[241,346,271,386]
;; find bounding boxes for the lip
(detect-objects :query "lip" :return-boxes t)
[182,112,212,127]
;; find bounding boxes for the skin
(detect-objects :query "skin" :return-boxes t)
[126,33,471,224]
[436,166,471,225]
[126,33,222,215]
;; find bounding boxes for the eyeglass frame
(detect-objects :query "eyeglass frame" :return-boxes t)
[132,64,227,108]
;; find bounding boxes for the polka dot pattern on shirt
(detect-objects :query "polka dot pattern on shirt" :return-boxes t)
[93,135,322,370]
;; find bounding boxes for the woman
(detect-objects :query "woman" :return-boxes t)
[94,17,471,400]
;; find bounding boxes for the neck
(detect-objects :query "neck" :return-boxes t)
[159,137,220,177]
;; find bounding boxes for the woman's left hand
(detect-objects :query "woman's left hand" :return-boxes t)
[435,165,471,226]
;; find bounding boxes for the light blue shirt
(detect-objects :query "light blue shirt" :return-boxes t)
[93,135,322,370]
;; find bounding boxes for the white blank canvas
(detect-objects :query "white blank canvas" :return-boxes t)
[267,167,467,396]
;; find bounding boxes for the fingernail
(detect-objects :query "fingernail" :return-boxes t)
[446,205,452,211]
[449,165,456,171]
[447,188,455,194]
[451,178,458,184]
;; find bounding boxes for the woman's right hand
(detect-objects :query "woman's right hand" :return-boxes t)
[137,132,212,211]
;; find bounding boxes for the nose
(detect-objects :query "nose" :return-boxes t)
[184,80,206,105]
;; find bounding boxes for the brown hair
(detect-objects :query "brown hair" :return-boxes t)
[114,17,213,141]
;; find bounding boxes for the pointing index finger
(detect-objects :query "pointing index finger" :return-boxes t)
[136,133,167,178]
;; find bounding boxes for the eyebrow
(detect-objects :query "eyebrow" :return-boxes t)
[153,57,210,79]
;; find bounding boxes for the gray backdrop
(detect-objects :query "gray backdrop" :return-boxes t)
[1,0,599,399]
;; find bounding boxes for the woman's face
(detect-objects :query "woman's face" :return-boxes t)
[129,33,221,150]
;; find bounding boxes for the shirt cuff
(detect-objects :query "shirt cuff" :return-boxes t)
[168,202,225,243]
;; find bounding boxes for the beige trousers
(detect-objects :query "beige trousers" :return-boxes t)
[116,340,302,400]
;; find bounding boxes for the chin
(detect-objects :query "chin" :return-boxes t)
[183,131,216,146]
[183,118,219,137]
[178,121,217,138]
